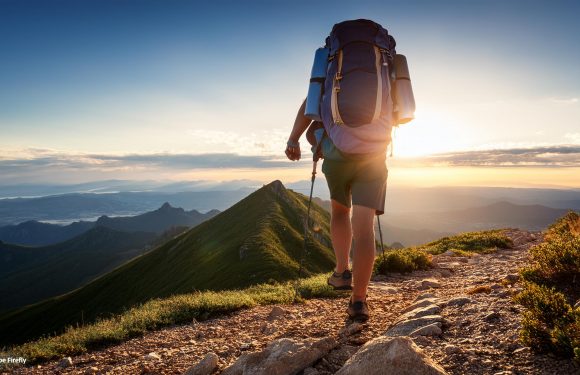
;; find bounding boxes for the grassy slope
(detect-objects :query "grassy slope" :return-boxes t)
[0,227,156,312]
[0,181,334,345]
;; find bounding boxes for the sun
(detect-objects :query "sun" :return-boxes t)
[390,109,468,158]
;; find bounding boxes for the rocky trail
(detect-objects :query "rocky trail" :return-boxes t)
[10,229,580,375]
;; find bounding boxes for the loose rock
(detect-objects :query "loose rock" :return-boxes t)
[445,296,473,307]
[303,368,319,375]
[484,312,501,322]
[145,352,161,361]
[268,306,286,321]
[58,357,73,368]
[336,336,448,375]
[385,315,444,337]
[221,337,337,375]
[410,323,442,337]
[400,305,441,321]
[502,274,520,284]
[444,344,460,354]
[182,352,219,375]
[400,298,440,314]
[414,292,437,301]
[339,322,364,338]
[420,279,441,289]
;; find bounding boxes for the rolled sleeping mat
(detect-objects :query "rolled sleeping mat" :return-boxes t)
[305,121,324,146]
[305,47,330,121]
[392,54,416,124]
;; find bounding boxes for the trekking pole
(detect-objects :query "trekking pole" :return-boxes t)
[295,143,321,301]
[377,215,385,256]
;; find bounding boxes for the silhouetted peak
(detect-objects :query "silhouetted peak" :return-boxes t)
[96,215,110,224]
[159,202,173,211]
[264,180,286,195]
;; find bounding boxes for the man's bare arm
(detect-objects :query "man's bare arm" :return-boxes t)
[285,99,312,161]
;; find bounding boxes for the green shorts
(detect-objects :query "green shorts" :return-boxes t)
[321,155,388,215]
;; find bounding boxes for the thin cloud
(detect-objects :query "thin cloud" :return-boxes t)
[565,133,580,143]
[396,145,580,167]
[549,97,579,105]
[0,149,303,172]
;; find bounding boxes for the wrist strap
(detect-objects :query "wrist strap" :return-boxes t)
[287,140,300,148]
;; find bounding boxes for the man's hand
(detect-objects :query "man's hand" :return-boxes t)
[285,140,301,161]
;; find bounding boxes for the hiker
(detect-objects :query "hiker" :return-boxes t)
[285,19,414,322]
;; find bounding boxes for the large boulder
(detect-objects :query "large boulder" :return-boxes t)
[221,337,337,375]
[336,336,448,375]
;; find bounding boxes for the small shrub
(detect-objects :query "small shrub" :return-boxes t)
[514,283,573,329]
[515,211,580,361]
[451,249,475,257]
[545,211,580,241]
[519,266,546,285]
[374,248,431,275]
[514,283,579,357]
[527,236,580,282]
[467,285,492,294]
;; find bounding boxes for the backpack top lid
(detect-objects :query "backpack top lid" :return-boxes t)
[325,19,396,56]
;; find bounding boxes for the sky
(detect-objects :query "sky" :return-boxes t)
[0,0,579,188]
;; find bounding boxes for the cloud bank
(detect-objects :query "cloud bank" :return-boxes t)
[393,145,580,168]
[1,145,579,184]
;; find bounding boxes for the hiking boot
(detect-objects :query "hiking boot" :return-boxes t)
[327,269,352,290]
[347,299,369,322]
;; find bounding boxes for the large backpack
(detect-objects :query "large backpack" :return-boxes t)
[320,19,397,156]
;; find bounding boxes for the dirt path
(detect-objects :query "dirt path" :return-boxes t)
[9,229,580,374]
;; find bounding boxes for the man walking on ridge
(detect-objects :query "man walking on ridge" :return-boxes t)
[285,19,413,322]
[286,99,388,322]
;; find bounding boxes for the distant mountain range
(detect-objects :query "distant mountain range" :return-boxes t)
[0,181,335,345]
[0,203,219,246]
[1,183,578,227]
[385,201,571,233]
[0,190,248,227]
[312,197,572,246]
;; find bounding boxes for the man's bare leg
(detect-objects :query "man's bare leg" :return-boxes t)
[351,204,376,301]
[330,199,352,273]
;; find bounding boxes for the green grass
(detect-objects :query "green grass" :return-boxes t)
[515,211,580,361]
[415,230,512,255]
[2,274,339,364]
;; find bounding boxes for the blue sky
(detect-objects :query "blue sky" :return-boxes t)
[0,0,579,186]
